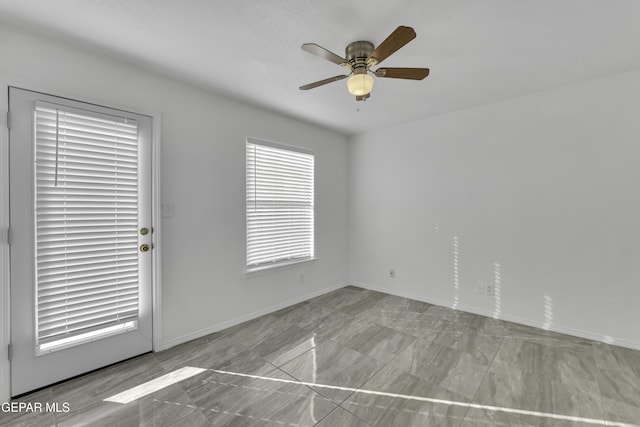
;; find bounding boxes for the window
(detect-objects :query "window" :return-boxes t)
[246,138,314,271]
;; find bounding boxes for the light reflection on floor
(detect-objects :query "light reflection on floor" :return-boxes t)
[104,366,206,404]
[102,365,640,426]
[201,369,638,427]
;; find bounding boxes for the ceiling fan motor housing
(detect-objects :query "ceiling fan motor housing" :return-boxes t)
[346,41,374,74]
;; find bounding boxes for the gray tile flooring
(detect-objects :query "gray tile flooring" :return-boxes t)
[3,285,640,426]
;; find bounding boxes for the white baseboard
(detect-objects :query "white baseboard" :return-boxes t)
[350,281,640,351]
[159,282,348,351]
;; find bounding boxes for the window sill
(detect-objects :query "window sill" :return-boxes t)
[245,257,316,275]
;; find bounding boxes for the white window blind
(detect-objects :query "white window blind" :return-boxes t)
[34,102,140,353]
[246,139,314,270]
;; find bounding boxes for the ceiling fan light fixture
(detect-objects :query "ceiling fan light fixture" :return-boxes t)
[347,73,374,97]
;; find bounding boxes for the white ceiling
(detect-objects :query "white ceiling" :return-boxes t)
[1,0,639,135]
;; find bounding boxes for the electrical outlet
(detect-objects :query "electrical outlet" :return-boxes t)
[389,269,395,279]
[476,282,495,295]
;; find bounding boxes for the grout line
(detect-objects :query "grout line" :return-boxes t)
[154,398,312,427]
[334,360,390,425]
[591,342,609,425]
[460,335,505,425]
[310,406,339,426]
[333,326,413,425]
[272,365,333,405]
[330,404,376,426]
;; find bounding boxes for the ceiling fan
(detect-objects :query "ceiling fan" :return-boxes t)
[299,26,430,101]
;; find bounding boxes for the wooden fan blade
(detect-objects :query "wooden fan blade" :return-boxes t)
[367,26,416,66]
[299,74,348,90]
[301,43,349,67]
[375,67,430,80]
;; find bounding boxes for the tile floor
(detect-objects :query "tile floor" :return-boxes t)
[2,286,640,426]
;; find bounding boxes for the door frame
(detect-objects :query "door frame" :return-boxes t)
[0,85,163,400]
[1,84,10,403]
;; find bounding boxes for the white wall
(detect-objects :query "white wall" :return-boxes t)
[349,69,640,349]
[0,24,349,400]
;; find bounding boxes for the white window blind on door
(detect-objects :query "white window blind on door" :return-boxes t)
[246,139,314,270]
[34,102,140,353]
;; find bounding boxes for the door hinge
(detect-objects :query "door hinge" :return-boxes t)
[5,227,11,246]
[6,111,11,130]
[7,344,12,361]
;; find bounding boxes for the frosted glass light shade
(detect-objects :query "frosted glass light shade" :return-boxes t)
[347,74,374,96]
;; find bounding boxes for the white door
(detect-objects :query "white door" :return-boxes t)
[9,88,153,396]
